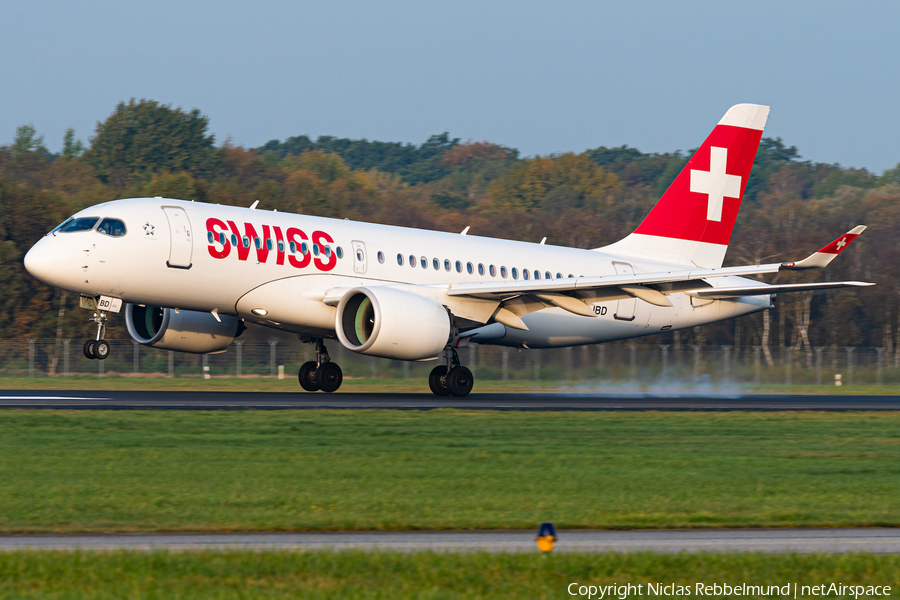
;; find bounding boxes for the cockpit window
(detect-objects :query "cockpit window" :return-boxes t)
[59,217,100,233]
[50,217,74,234]
[97,218,127,237]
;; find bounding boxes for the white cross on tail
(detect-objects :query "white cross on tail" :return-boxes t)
[836,237,847,250]
[690,146,742,222]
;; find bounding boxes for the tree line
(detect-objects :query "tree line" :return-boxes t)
[1,98,897,362]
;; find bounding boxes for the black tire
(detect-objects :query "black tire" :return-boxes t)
[94,340,111,360]
[298,361,320,392]
[317,362,343,393]
[428,365,451,396]
[447,366,474,397]
[83,340,96,360]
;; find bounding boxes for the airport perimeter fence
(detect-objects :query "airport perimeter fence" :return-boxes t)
[0,337,897,387]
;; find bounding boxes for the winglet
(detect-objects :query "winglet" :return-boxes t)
[783,226,866,270]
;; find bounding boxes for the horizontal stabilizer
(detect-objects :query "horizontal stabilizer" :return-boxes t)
[693,281,874,299]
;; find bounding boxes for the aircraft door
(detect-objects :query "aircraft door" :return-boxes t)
[612,261,636,321]
[351,240,367,274]
[162,206,193,269]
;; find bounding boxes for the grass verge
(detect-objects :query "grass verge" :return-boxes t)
[1,410,900,532]
[0,551,898,599]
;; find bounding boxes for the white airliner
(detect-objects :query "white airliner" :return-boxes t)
[23,104,872,396]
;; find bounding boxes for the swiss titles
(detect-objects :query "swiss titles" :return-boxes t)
[205,218,337,272]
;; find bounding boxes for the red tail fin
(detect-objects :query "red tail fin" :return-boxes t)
[599,104,769,268]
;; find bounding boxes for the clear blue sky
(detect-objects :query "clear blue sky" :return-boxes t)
[2,1,899,172]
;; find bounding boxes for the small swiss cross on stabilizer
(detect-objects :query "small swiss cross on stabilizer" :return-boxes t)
[785,226,867,269]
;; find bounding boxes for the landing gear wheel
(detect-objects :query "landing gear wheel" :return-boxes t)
[83,340,96,360]
[317,362,343,393]
[447,366,474,397]
[428,365,451,396]
[93,340,110,360]
[298,361,320,392]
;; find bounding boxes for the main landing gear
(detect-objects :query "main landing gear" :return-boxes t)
[429,348,474,397]
[83,309,111,360]
[298,337,344,393]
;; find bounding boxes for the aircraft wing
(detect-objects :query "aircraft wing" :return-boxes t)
[447,262,783,300]
[448,226,869,301]
[441,227,872,328]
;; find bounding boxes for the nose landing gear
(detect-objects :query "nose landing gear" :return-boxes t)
[428,348,474,397]
[83,310,111,360]
[298,337,343,393]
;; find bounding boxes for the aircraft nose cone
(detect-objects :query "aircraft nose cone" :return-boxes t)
[24,239,57,285]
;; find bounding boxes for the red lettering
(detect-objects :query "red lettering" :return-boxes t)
[256,225,271,263]
[286,227,311,269]
[227,220,251,261]
[273,226,285,266]
[313,230,336,271]
[206,218,230,259]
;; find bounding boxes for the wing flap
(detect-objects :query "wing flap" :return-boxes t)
[693,281,874,299]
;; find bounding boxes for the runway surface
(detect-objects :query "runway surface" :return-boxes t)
[1,390,899,410]
[2,528,900,553]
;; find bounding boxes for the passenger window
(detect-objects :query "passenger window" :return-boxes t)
[324,246,332,257]
[433,258,439,270]
[512,267,519,279]
[490,265,497,277]
[523,269,530,280]
[478,264,485,276]
[219,232,226,245]
[301,242,309,255]
[266,239,274,251]
[556,273,562,279]
[467,262,474,275]
[545,272,551,280]
[207,232,214,244]
[444,259,451,271]
[313,244,320,256]
[59,217,99,233]
[409,255,416,267]
[500,266,508,278]
[534,271,540,280]
[254,237,261,249]
[420,256,427,269]
[357,249,364,261]
[97,218,127,237]
[336,247,344,259]
[231,234,238,247]
[289,241,296,253]
[243,236,250,248]
[378,251,385,264]
[568,274,574,278]
[397,253,403,265]
[455,260,462,273]
[277,240,285,253]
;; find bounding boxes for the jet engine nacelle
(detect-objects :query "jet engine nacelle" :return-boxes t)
[124,304,241,354]
[335,286,451,361]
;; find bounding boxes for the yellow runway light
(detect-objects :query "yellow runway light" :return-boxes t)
[536,522,556,552]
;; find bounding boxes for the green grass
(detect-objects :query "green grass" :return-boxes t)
[0,551,898,599]
[1,410,900,532]
[2,376,900,394]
